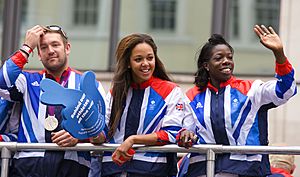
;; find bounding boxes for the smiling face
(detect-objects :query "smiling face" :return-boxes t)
[204,44,234,88]
[38,32,70,76]
[129,42,155,84]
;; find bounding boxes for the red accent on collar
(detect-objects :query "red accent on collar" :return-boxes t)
[131,76,154,89]
[186,86,201,101]
[43,67,71,83]
[207,76,235,92]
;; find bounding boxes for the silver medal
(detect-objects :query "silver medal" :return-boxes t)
[44,115,58,131]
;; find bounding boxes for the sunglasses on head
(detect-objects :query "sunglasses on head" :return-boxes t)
[44,25,68,40]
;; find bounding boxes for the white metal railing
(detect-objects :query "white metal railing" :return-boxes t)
[1,142,300,177]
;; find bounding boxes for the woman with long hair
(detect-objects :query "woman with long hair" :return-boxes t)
[91,33,185,177]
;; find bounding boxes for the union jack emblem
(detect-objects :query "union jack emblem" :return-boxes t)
[176,103,183,111]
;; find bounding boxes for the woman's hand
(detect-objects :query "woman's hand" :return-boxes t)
[112,136,135,166]
[254,24,282,50]
[177,129,198,149]
[111,133,158,165]
[254,24,286,64]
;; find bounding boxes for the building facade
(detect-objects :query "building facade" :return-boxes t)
[0,0,299,176]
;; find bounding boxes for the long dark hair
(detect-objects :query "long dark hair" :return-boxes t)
[194,34,234,90]
[108,33,171,139]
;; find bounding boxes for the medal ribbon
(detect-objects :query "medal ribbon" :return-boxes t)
[46,69,71,116]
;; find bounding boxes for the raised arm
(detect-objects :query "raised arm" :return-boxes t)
[252,24,296,107]
[0,25,44,90]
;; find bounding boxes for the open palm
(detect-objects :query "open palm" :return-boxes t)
[254,25,283,51]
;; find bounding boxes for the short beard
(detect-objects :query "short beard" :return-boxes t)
[43,57,68,75]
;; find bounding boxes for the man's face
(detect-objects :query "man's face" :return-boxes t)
[38,32,70,73]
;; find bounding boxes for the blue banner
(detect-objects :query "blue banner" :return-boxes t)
[40,71,105,139]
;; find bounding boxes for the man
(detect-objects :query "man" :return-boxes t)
[0,25,106,177]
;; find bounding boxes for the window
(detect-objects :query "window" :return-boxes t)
[227,0,282,75]
[255,0,280,32]
[230,0,240,39]
[21,0,28,24]
[229,0,280,45]
[149,0,177,31]
[73,0,99,26]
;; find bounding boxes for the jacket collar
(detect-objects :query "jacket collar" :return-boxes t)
[207,76,235,92]
[43,67,71,83]
[131,76,154,89]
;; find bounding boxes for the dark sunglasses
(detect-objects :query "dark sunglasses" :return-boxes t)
[44,25,68,40]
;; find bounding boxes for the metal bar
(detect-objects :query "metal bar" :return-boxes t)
[2,142,300,177]
[206,149,215,177]
[1,147,11,177]
[220,145,300,155]
[2,143,300,155]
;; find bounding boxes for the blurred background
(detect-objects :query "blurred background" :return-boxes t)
[0,0,299,176]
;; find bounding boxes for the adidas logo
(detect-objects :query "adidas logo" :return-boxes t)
[196,102,203,109]
[31,81,39,86]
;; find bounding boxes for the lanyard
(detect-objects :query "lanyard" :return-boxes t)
[47,70,71,116]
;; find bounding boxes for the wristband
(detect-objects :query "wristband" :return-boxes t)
[20,44,33,57]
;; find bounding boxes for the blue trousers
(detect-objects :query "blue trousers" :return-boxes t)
[9,151,89,177]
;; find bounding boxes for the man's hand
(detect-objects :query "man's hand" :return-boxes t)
[51,130,78,147]
[24,25,45,50]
